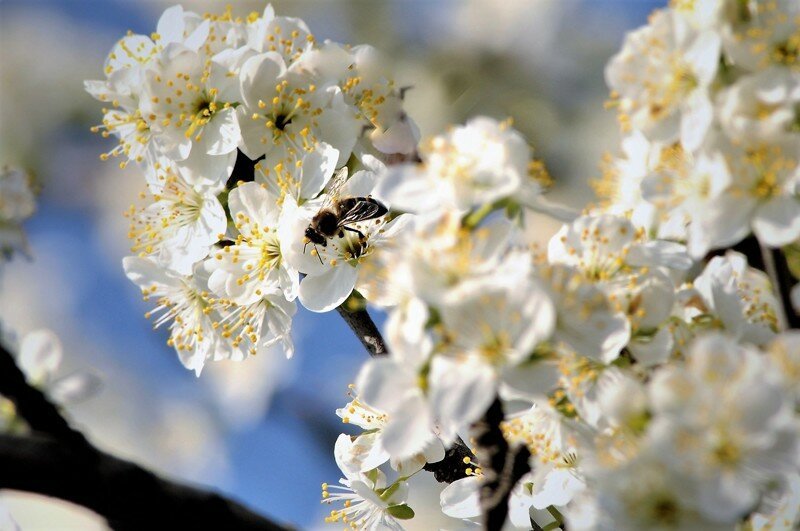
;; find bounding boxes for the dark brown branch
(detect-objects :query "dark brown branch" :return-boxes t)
[335,304,388,357]
[335,304,478,482]
[474,398,531,531]
[0,433,291,531]
[0,343,290,530]
[0,343,87,446]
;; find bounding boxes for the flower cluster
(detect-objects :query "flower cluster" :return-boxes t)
[598,0,800,258]
[337,195,798,528]
[86,4,418,374]
[87,3,800,530]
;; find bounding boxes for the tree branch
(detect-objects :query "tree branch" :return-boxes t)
[0,343,291,530]
[0,343,87,446]
[335,303,477,483]
[0,433,292,531]
[474,398,531,531]
[335,305,388,357]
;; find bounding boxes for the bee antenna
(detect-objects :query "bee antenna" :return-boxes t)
[314,244,323,265]
[303,240,309,253]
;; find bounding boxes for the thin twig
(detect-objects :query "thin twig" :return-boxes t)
[335,305,388,357]
[335,303,477,482]
[0,433,292,531]
[474,398,531,531]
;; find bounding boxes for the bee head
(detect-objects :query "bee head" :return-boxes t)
[304,226,327,246]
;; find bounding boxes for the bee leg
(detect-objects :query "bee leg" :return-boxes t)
[338,230,344,238]
[343,226,366,240]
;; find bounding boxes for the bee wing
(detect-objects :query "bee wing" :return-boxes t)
[321,167,349,209]
[338,199,387,226]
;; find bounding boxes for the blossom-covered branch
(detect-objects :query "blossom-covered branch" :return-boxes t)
[78,1,800,529]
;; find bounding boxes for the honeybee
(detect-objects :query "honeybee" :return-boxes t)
[304,168,388,260]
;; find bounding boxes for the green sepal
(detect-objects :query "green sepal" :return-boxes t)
[386,504,415,520]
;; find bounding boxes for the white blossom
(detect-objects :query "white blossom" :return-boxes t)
[721,0,800,72]
[717,69,800,143]
[127,168,226,275]
[691,251,779,344]
[606,9,720,150]
[124,256,225,375]
[235,50,360,168]
[322,444,413,530]
[377,117,542,214]
[537,264,630,364]
[16,330,99,405]
[206,182,298,302]
[647,333,799,523]
[335,388,444,477]
[281,168,397,312]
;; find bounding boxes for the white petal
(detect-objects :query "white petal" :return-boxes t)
[204,107,240,156]
[19,330,63,382]
[627,241,693,270]
[680,91,713,151]
[342,169,377,198]
[123,256,182,292]
[355,358,413,413]
[183,20,210,52]
[381,394,436,460]
[299,143,338,200]
[371,117,420,155]
[228,182,273,235]
[530,469,585,510]
[197,195,227,243]
[374,166,441,213]
[690,194,754,257]
[628,327,673,367]
[298,265,358,312]
[156,5,185,44]
[440,476,482,519]
[500,360,560,400]
[752,196,800,247]
[686,31,721,86]
[239,52,286,110]
[423,438,445,464]
[429,356,497,441]
[315,106,359,167]
[49,373,102,404]
[172,148,233,191]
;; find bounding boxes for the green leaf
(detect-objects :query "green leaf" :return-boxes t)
[386,504,415,520]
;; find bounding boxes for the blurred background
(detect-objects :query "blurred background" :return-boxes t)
[0,0,661,528]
